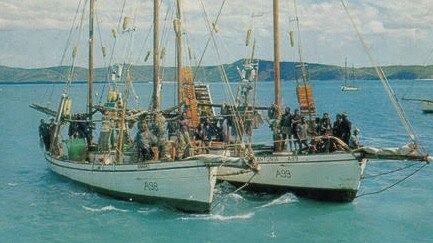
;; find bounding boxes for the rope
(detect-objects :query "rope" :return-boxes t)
[293,0,315,119]
[362,162,418,179]
[198,0,248,145]
[356,163,427,198]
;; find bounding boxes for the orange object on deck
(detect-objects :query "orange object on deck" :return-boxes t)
[296,85,316,114]
[181,67,200,128]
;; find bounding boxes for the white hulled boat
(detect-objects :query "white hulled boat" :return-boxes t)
[213,0,429,202]
[31,0,248,213]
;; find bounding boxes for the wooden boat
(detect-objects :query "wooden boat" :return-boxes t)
[30,0,249,213]
[214,0,428,202]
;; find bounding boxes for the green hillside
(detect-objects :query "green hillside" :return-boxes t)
[1,60,433,83]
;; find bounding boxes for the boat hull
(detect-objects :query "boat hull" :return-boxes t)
[218,152,367,202]
[421,101,433,113]
[46,155,217,213]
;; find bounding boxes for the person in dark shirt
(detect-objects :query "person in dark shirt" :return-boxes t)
[340,113,352,144]
[280,107,294,151]
[333,113,343,139]
[320,112,332,135]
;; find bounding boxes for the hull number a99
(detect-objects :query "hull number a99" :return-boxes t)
[144,181,158,191]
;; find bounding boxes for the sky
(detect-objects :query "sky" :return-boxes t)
[0,0,433,68]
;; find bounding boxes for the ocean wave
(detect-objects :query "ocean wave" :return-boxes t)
[70,192,87,197]
[227,192,244,200]
[179,212,254,221]
[258,193,298,208]
[82,205,129,213]
[137,208,159,215]
[268,231,277,238]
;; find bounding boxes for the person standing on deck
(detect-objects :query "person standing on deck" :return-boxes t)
[340,113,352,145]
[176,112,192,158]
[135,121,157,161]
[202,117,214,154]
[291,109,302,150]
[39,119,51,151]
[295,116,309,153]
[333,113,343,139]
[280,107,294,151]
[320,112,332,135]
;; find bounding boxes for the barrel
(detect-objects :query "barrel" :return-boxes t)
[65,138,88,161]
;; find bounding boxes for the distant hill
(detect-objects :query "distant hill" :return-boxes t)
[1,60,433,83]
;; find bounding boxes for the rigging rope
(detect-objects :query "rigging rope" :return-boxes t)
[362,162,419,179]
[356,163,427,198]
[203,2,246,144]
[340,0,423,154]
[45,0,85,107]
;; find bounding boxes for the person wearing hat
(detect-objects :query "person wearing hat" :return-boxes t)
[349,128,362,149]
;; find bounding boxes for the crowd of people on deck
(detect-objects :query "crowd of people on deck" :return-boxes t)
[135,112,224,161]
[276,107,362,154]
[42,104,362,162]
[134,106,363,161]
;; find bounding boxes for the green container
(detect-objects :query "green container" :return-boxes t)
[65,138,88,161]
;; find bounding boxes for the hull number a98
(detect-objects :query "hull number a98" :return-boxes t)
[276,169,291,179]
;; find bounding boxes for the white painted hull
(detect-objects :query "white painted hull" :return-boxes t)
[340,85,360,91]
[421,101,433,113]
[218,152,367,202]
[46,154,217,213]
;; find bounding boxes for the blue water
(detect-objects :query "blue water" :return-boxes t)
[1,80,432,242]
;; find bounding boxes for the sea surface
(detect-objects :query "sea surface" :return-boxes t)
[1,79,432,242]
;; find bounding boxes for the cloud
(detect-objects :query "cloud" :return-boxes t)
[0,0,432,67]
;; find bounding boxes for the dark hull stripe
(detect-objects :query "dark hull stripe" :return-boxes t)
[224,181,358,203]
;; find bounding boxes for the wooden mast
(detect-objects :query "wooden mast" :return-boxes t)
[176,0,183,112]
[88,0,95,142]
[153,0,161,111]
[273,0,281,111]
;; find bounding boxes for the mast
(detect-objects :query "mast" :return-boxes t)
[88,0,95,141]
[273,0,281,110]
[344,57,347,86]
[175,0,183,111]
[153,0,161,111]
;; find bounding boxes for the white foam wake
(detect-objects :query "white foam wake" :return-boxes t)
[137,208,159,215]
[82,205,129,212]
[7,183,18,186]
[180,212,254,221]
[227,192,244,200]
[258,193,298,208]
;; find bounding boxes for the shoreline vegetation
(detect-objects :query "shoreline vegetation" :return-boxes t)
[1,59,433,83]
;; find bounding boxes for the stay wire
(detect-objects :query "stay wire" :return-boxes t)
[362,162,419,179]
[46,0,84,105]
[356,163,427,198]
